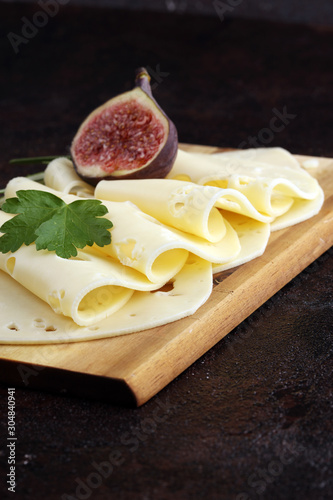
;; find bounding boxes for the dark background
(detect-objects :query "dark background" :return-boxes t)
[0,1,332,499]
[3,0,333,25]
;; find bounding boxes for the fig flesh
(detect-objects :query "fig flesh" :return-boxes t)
[71,68,178,185]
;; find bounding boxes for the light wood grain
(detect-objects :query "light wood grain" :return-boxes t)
[0,145,332,406]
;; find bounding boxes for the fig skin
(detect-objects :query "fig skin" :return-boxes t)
[70,67,178,186]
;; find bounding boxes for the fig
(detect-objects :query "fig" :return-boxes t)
[70,67,178,185]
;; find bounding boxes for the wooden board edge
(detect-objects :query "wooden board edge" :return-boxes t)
[0,359,139,407]
[126,186,333,405]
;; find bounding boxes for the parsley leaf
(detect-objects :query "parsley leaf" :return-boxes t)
[0,190,113,259]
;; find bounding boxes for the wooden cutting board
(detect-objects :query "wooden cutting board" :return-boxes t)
[0,144,332,407]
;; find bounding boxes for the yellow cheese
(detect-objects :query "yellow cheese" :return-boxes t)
[213,189,275,222]
[212,212,270,273]
[44,157,94,197]
[4,178,188,283]
[1,210,172,326]
[198,147,302,169]
[95,178,227,242]
[95,180,269,273]
[169,149,321,218]
[209,150,324,230]
[0,255,212,344]
[0,147,324,343]
[270,187,324,231]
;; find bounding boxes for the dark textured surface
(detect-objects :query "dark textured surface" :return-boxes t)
[3,0,333,26]
[0,5,332,500]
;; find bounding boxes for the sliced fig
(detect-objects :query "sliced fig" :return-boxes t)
[70,67,178,185]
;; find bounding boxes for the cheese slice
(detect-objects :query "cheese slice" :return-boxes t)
[189,149,324,230]
[95,178,227,243]
[95,171,275,226]
[198,147,302,169]
[270,187,324,231]
[213,189,275,222]
[44,157,94,197]
[5,176,77,199]
[100,207,240,271]
[213,212,270,273]
[0,255,212,344]
[168,149,321,218]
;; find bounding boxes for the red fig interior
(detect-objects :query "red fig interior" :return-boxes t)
[71,88,170,179]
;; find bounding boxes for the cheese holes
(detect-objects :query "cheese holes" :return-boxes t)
[33,318,46,328]
[150,282,175,294]
[116,238,143,263]
[174,202,185,212]
[45,325,57,332]
[7,322,19,332]
[47,290,66,314]
[33,318,57,332]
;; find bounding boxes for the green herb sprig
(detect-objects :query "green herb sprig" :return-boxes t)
[0,190,112,259]
[9,155,71,166]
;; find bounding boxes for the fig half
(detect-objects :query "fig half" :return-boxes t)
[71,67,178,185]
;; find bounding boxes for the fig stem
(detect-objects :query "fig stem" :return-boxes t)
[135,67,153,97]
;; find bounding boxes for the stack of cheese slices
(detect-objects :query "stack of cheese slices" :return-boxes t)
[0,147,324,343]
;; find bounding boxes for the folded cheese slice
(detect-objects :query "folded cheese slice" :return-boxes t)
[95,178,227,242]
[0,218,134,326]
[213,212,270,273]
[270,187,324,231]
[44,157,94,197]
[0,254,212,343]
[96,175,274,225]
[168,149,321,218]
[197,149,324,230]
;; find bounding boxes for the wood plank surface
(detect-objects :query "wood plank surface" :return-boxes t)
[0,144,332,406]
